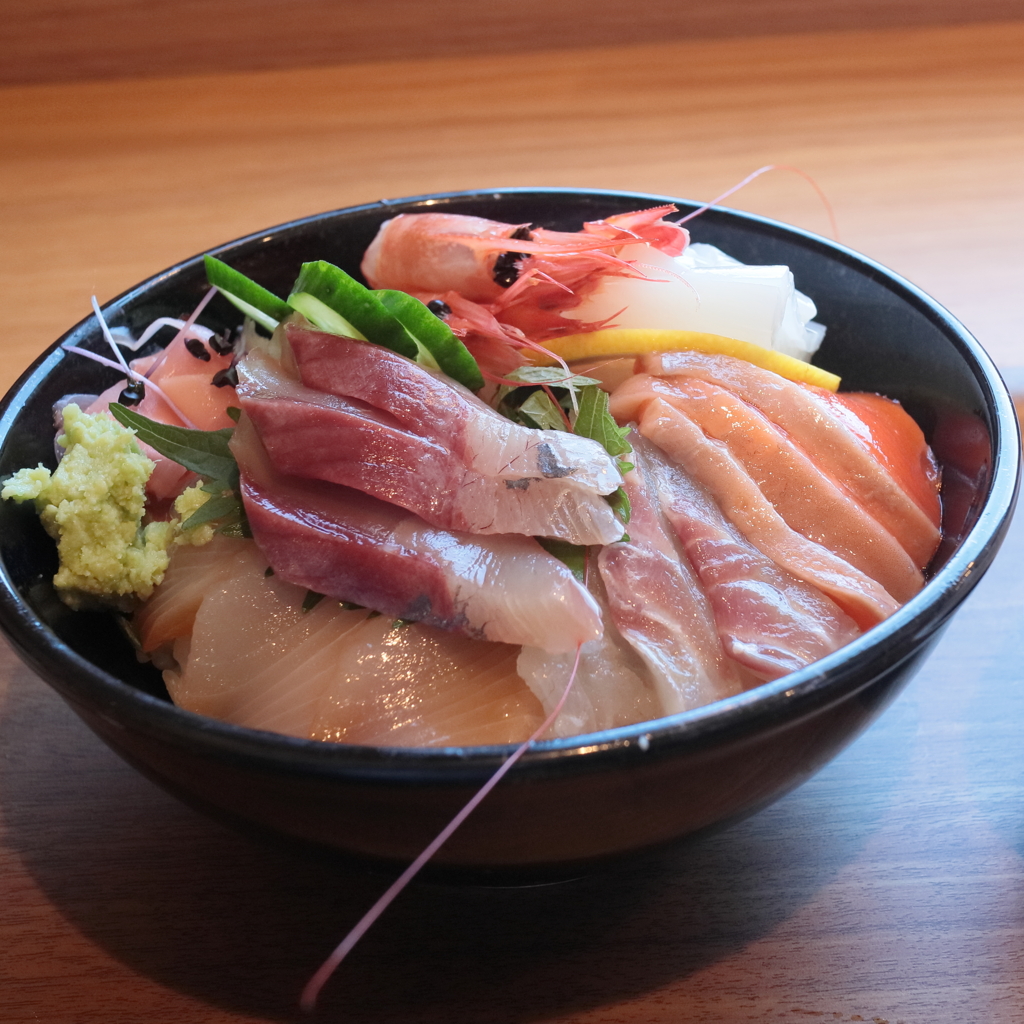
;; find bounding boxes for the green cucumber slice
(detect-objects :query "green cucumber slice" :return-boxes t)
[374,289,484,391]
[287,292,367,340]
[288,261,418,361]
[204,255,291,328]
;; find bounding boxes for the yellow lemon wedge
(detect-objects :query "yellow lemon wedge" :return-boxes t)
[530,328,841,392]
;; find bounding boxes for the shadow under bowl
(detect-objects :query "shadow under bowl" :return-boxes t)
[0,187,1018,878]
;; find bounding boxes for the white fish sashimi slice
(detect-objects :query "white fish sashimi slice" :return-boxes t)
[164,558,367,737]
[517,598,661,739]
[517,636,651,739]
[166,555,543,745]
[310,618,543,747]
[237,351,623,545]
[135,535,267,651]
[569,242,825,361]
[287,325,623,493]
[597,443,747,713]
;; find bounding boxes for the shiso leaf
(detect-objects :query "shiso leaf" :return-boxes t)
[180,493,243,530]
[109,404,238,485]
[606,486,632,527]
[495,369,598,428]
[572,385,632,459]
[518,390,569,432]
[108,404,249,535]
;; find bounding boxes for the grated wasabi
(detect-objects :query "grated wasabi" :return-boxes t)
[1,404,211,609]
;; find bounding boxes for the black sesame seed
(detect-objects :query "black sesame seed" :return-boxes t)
[118,380,146,406]
[212,365,239,388]
[209,330,235,355]
[185,338,211,361]
[509,225,533,241]
[426,299,452,318]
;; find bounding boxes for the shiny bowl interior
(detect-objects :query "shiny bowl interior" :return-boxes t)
[0,187,1017,878]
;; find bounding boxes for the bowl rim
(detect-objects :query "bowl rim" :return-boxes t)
[0,185,1019,782]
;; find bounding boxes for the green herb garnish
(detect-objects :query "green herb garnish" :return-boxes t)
[537,538,588,582]
[495,367,600,428]
[108,404,248,536]
[572,385,632,459]
[571,385,633,528]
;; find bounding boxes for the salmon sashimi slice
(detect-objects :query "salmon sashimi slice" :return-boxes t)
[818,390,942,526]
[287,326,622,493]
[230,414,603,653]
[615,374,923,602]
[637,351,941,568]
[237,351,624,545]
[597,443,748,712]
[632,397,900,630]
[135,535,267,651]
[639,436,863,680]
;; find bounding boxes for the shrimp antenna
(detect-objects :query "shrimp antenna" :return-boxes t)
[299,642,585,1013]
[674,164,840,242]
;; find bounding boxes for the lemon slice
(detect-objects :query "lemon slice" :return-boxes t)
[531,328,841,392]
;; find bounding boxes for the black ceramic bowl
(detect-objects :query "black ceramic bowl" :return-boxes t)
[0,188,1017,878]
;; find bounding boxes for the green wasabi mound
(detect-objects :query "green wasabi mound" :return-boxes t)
[1,404,207,610]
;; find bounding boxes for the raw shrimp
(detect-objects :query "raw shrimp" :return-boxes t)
[361,206,690,372]
[361,204,828,380]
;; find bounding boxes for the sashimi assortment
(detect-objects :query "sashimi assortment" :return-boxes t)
[3,203,943,746]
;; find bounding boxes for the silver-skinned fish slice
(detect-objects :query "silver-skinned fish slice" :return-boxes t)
[231,414,603,654]
[237,350,623,544]
[287,325,623,492]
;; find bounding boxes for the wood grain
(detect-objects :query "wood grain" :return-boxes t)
[2,19,1023,394]
[2,19,1024,1024]
[4,0,1024,86]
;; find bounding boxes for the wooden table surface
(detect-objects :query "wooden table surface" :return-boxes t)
[2,20,1024,1024]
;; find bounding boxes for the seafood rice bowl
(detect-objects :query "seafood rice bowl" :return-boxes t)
[0,187,1015,875]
